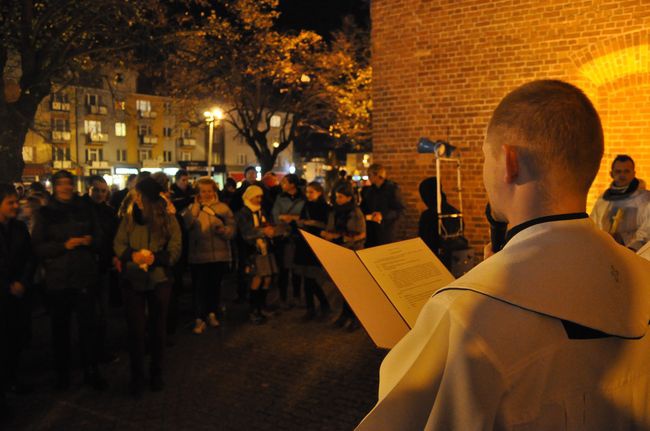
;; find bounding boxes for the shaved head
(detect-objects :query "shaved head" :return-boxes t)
[486,80,603,195]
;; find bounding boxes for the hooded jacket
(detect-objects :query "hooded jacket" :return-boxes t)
[182,200,236,264]
[358,217,650,430]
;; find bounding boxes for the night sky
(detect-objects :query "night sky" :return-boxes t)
[276,0,370,38]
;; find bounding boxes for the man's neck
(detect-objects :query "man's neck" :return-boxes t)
[506,199,587,228]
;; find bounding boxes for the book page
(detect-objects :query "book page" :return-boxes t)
[300,230,410,349]
[356,238,455,327]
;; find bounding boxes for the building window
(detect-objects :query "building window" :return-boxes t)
[115,122,126,137]
[270,115,282,128]
[237,153,247,165]
[86,94,99,106]
[139,150,152,161]
[163,127,173,137]
[52,118,69,131]
[180,152,192,161]
[84,120,102,134]
[53,148,71,161]
[116,149,127,162]
[163,151,173,162]
[136,99,151,112]
[52,93,69,104]
[163,101,172,114]
[138,124,152,136]
[181,128,192,138]
[85,148,103,162]
[114,100,126,111]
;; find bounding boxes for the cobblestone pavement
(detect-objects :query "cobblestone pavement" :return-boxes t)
[6,276,387,431]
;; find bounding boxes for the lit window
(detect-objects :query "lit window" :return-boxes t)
[115,122,126,137]
[136,99,151,112]
[84,120,102,134]
[270,115,281,128]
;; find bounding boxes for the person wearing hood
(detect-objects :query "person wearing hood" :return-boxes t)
[235,185,277,324]
[182,177,236,334]
[31,170,107,392]
[417,177,462,267]
[357,81,650,430]
[590,154,650,251]
[113,177,181,397]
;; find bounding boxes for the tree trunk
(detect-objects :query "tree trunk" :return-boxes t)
[0,112,31,183]
[258,151,276,174]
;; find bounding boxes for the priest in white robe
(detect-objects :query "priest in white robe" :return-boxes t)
[357,80,650,430]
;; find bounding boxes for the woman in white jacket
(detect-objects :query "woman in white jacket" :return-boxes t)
[182,177,236,334]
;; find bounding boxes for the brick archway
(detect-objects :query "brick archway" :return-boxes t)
[570,31,650,205]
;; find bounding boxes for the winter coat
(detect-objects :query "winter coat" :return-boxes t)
[0,219,34,298]
[295,199,329,266]
[361,179,406,246]
[326,203,366,251]
[113,210,181,291]
[182,201,236,264]
[31,196,100,291]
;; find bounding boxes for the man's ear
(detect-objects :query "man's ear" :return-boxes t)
[503,145,519,184]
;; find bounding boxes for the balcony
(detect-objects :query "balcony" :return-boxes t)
[87,132,109,143]
[90,161,110,169]
[53,160,72,169]
[51,130,71,142]
[140,135,158,146]
[86,104,108,115]
[138,110,158,119]
[177,137,196,147]
[51,101,71,112]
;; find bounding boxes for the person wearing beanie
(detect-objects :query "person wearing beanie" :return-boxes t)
[113,177,182,397]
[31,170,108,391]
[235,185,277,324]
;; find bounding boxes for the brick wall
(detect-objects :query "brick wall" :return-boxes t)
[372,0,650,257]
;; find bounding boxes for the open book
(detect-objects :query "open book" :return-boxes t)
[300,230,455,349]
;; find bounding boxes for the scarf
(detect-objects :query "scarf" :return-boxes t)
[603,178,639,201]
[333,201,356,233]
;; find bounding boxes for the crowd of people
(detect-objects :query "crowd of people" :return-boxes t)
[0,162,406,421]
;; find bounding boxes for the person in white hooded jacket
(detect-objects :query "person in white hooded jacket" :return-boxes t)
[357,80,650,430]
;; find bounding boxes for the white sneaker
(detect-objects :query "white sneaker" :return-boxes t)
[193,319,206,334]
[207,312,220,327]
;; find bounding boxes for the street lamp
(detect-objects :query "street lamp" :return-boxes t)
[203,107,224,178]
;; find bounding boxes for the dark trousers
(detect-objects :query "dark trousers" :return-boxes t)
[304,277,329,313]
[0,294,31,393]
[122,282,171,382]
[48,288,99,380]
[191,262,227,319]
[96,271,110,357]
[236,242,248,301]
[275,242,301,302]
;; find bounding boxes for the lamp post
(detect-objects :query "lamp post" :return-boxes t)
[203,107,224,178]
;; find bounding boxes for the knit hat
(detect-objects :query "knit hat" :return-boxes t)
[243,185,263,202]
[136,177,164,202]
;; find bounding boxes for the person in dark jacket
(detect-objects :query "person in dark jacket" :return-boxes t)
[360,163,406,247]
[294,181,331,320]
[322,183,366,331]
[235,186,277,324]
[272,174,305,308]
[113,178,182,397]
[0,184,34,423]
[84,175,119,363]
[417,177,462,268]
[31,170,107,391]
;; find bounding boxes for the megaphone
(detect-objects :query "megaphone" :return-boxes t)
[417,137,457,158]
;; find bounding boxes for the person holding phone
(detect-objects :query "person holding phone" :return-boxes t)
[183,177,236,333]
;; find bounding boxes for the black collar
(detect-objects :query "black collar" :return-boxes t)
[505,212,589,245]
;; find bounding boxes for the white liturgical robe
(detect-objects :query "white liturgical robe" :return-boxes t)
[357,218,650,430]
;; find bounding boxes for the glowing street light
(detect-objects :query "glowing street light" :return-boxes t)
[204,107,224,178]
